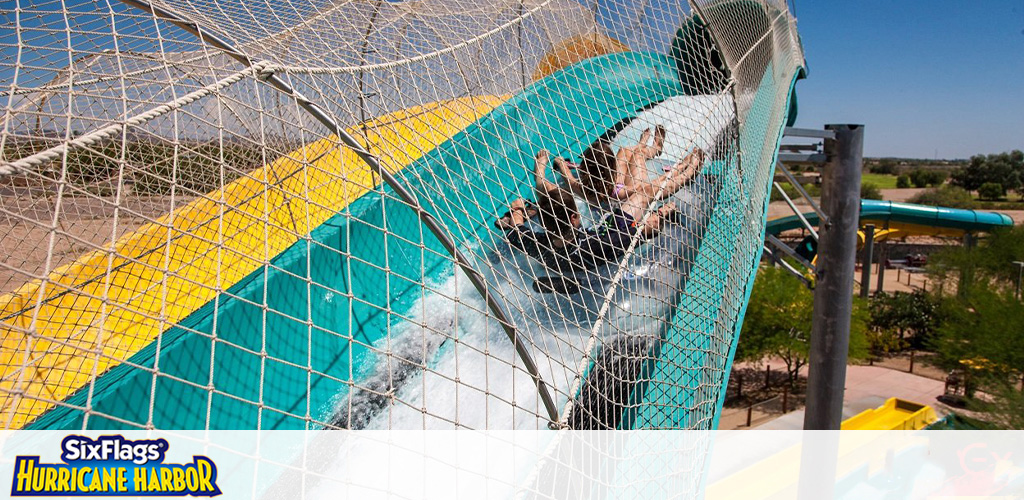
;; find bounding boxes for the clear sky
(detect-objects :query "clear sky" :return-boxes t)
[789,0,1024,159]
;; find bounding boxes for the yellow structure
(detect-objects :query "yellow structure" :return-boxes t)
[0,96,506,429]
[532,33,629,80]
[840,398,938,431]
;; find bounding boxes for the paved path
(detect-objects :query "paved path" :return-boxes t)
[749,364,950,430]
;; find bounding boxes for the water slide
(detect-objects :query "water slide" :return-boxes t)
[766,199,1014,239]
[840,398,938,431]
[3,3,804,431]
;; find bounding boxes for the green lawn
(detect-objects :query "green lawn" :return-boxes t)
[861,173,899,189]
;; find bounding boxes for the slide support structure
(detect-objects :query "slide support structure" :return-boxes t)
[876,242,887,294]
[804,124,864,430]
[860,224,875,299]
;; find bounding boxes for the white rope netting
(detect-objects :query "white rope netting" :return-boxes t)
[0,0,804,433]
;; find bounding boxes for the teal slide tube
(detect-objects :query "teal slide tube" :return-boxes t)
[765,199,1014,236]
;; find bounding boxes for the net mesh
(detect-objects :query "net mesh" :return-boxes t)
[1,0,804,431]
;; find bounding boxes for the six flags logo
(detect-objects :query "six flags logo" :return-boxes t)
[10,435,220,497]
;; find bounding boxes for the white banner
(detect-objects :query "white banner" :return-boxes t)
[2,430,1023,499]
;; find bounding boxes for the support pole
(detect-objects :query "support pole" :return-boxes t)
[859,224,875,298]
[804,124,863,430]
[876,242,887,294]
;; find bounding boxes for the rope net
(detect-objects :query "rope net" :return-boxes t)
[1,0,804,431]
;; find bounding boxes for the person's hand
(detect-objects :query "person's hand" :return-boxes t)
[510,198,527,211]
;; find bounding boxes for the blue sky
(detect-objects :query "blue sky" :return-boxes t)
[789,0,1024,159]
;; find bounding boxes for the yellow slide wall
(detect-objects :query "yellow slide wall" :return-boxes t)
[0,96,506,428]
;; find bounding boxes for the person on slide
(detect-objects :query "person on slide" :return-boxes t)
[496,147,705,275]
[549,124,669,206]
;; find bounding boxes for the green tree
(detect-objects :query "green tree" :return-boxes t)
[929,288,1024,390]
[929,225,1024,288]
[868,291,940,350]
[896,175,910,189]
[978,182,1004,200]
[869,158,898,175]
[950,150,1024,193]
[909,169,929,188]
[738,266,868,388]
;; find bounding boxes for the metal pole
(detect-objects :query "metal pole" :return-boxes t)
[860,224,875,299]
[804,124,863,430]
[876,242,887,294]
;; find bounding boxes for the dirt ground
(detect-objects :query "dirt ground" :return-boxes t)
[0,194,189,294]
[719,362,808,430]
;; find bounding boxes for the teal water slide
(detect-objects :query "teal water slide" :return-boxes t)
[767,200,1013,236]
[30,19,805,431]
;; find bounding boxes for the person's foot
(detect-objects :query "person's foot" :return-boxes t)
[653,124,666,155]
[535,149,550,165]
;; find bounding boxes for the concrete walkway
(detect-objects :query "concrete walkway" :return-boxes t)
[752,364,950,430]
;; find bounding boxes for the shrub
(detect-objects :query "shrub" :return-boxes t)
[908,185,976,209]
[861,182,883,200]
[802,183,821,197]
[869,159,898,175]
[896,175,910,189]
[769,182,802,202]
[978,182,1004,201]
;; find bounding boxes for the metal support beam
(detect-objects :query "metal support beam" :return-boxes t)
[115,0,563,426]
[776,162,827,225]
[876,242,887,294]
[774,181,818,241]
[779,153,827,164]
[959,233,976,298]
[766,234,815,273]
[763,245,812,287]
[804,124,863,431]
[784,127,837,140]
[860,224,875,299]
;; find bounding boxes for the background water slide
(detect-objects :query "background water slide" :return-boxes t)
[766,200,1014,239]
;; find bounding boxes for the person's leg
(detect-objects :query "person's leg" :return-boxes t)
[620,148,650,192]
[619,148,703,219]
[633,124,667,161]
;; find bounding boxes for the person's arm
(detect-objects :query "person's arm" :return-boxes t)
[533,149,559,197]
[501,214,543,261]
[495,198,532,230]
[554,156,586,194]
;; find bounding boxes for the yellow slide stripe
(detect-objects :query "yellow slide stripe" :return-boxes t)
[0,96,506,429]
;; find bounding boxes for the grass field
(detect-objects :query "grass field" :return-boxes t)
[860,173,899,189]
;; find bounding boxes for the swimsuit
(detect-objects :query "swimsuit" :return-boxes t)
[503,209,639,273]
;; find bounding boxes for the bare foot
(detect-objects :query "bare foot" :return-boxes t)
[653,124,666,155]
[535,149,550,165]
